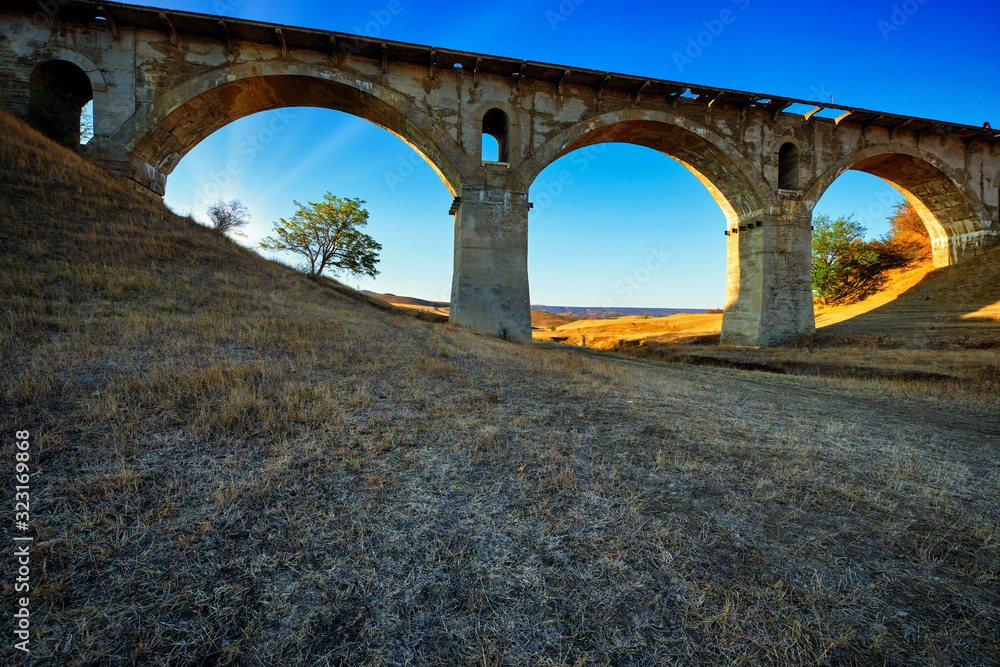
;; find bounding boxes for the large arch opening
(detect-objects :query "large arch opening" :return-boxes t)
[809,170,915,319]
[156,91,459,302]
[523,117,770,346]
[807,149,990,268]
[29,59,93,145]
[529,119,766,227]
[527,143,727,316]
[813,171,904,241]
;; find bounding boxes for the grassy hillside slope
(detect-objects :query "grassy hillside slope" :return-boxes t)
[370,292,578,328]
[817,249,1000,340]
[2,111,998,665]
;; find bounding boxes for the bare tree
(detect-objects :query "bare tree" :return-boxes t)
[207,199,251,235]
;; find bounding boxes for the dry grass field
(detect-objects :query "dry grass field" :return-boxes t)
[612,254,1000,404]
[534,313,724,349]
[2,110,999,665]
[542,248,1000,405]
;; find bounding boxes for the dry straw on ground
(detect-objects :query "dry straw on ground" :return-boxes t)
[1,111,998,665]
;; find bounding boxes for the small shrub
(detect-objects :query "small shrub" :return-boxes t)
[207,199,250,236]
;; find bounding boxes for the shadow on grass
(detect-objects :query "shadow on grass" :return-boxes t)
[817,244,1000,343]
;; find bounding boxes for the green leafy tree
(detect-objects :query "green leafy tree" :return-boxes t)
[811,213,919,305]
[811,215,881,305]
[260,192,381,279]
[888,202,929,239]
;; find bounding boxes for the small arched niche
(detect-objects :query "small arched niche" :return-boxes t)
[29,60,93,145]
[482,108,510,163]
[778,141,800,190]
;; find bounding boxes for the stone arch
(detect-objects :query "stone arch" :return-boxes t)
[518,109,772,226]
[516,110,791,347]
[39,49,107,93]
[771,135,801,153]
[805,144,992,266]
[29,58,94,144]
[111,61,468,196]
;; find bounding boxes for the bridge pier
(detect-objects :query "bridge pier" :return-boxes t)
[449,177,532,343]
[721,199,816,346]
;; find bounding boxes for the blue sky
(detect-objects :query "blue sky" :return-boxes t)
[159,0,1000,309]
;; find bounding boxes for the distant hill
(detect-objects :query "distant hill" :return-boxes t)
[531,305,710,319]
[533,312,724,349]
[532,249,1000,348]
[362,292,577,328]
[529,310,578,328]
[362,292,712,322]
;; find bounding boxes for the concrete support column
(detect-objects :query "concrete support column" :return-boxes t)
[721,215,764,345]
[721,198,815,346]
[449,172,532,343]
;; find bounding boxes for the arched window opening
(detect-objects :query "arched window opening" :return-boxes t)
[778,142,799,189]
[29,60,93,146]
[482,108,510,163]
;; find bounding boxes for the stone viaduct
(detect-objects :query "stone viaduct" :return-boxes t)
[2,0,998,345]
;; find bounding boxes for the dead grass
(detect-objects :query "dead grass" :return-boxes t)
[613,329,1000,411]
[2,110,999,665]
[534,313,724,349]
[579,244,1000,408]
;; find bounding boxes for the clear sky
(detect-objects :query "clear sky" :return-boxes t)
[158,0,1000,309]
